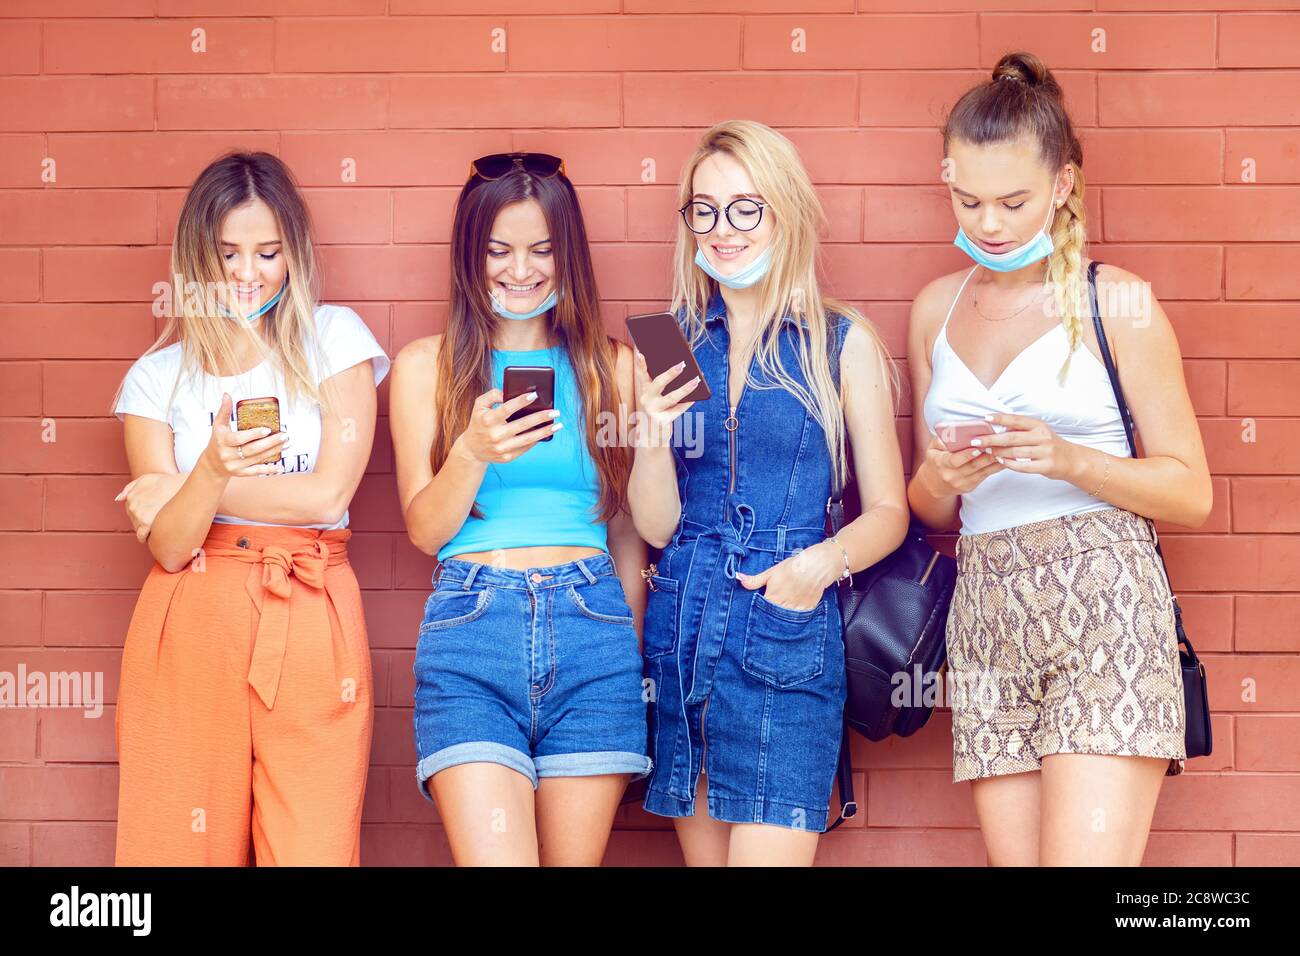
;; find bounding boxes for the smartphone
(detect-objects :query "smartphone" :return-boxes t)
[502,365,556,442]
[625,311,712,404]
[235,396,280,434]
[934,419,994,453]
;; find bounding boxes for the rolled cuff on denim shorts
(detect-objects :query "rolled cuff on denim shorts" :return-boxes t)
[416,741,653,802]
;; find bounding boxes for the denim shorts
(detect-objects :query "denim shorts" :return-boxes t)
[413,551,653,800]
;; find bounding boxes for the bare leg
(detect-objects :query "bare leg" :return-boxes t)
[1039,753,1167,866]
[428,762,538,866]
[535,773,630,866]
[969,771,1042,866]
[727,822,819,866]
[671,771,730,866]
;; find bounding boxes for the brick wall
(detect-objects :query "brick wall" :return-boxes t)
[0,1,1297,867]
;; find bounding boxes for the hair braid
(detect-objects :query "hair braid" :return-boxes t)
[1048,161,1087,383]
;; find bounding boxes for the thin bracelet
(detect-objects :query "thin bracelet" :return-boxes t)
[1090,454,1111,497]
[828,535,853,585]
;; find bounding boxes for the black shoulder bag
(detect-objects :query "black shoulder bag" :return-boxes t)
[1086,259,1212,760]
[824,488,959,830]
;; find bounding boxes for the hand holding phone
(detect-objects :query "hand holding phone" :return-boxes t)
[456,369,562,465]
[203,392,289,478]
[625,311,711,404]
[933,419,995,454]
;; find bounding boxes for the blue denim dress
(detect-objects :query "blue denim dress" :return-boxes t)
[641,290,852,833]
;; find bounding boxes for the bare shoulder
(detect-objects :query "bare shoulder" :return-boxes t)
[392,333,443,380]
[908,267,974,363]
[840,316,886,368]
[1088,258,1174,342]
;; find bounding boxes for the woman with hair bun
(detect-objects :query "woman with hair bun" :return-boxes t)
[908,53,1212,865]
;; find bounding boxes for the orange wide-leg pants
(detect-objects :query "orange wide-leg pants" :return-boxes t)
[114,523,374,866]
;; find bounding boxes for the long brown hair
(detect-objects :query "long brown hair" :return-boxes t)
[943,51,1087,382]
[433,165,629,523]
[110,151,334,416]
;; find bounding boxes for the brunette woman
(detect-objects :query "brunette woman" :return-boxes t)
[390,152,651,866]
[908,53,1212,865]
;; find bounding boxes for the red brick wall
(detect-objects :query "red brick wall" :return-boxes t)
[1,2,1297,867]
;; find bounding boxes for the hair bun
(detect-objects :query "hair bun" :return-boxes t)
[991,51,1061,98]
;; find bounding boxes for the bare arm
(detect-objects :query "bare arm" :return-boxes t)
[627,352,697,549]
[982,263,1212,527]
[831,322,912,571]
[120,360,379,541]
[604,342,649,642]
[905,275,1004,531]
[391,335,556,557]
[122,392,287,573]
[217,361,377,526]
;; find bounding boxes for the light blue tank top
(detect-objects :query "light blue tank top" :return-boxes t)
[437,345,607,562]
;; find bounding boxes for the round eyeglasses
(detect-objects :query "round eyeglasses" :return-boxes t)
[679,198,767,235]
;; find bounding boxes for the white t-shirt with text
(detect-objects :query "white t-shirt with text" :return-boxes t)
[114,304,390,530]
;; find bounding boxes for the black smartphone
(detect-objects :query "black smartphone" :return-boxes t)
[502,365,556,442]
[625,310,711,403]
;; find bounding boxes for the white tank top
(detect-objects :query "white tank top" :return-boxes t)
[921,267,1131,535]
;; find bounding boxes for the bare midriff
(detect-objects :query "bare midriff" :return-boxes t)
[449,544,606,570]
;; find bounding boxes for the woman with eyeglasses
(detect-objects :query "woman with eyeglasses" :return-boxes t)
[628,120,909,865]
[390,152,652,866]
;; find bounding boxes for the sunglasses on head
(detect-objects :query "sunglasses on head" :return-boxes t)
[467,152,566,184]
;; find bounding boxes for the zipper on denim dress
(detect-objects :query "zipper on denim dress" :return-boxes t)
[699,695,710,773]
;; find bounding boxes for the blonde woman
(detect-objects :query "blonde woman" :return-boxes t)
[629,120,909,865]
[908,53,1212,865]
[111,151,389,865]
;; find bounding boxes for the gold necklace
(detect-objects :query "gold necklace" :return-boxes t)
[971,272,1051,322]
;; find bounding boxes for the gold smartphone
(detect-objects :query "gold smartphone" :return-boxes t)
[235,396,281,434]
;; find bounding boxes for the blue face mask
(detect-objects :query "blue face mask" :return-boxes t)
[953,199,1058,273]
[220,278,287,322]
[694,246,773,290]
[492,287,558,321]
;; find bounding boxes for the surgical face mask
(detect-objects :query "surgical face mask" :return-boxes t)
[953,196,1059,273]
[694,245,773,290]
[491,287,558,321]
[219,278,287,322]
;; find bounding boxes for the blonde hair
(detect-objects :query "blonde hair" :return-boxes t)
[111,151,337,419]
[944,51,1087,384]
[670,120,897,491]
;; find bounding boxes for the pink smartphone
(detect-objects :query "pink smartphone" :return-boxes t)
[934,420,995,453]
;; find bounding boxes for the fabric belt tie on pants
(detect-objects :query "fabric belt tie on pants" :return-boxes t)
[202,538,349,710]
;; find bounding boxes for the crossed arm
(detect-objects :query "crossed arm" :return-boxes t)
[118,361,379,571]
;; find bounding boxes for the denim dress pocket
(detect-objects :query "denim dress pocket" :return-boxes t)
[741,591,829,688]
[419,587,494,633]
[566,576,634,625]
[642,575,679,660]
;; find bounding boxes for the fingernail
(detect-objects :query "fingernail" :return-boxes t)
[259,427,271,436]
[689,376,700,385]
[995,456,1004,464]
[526,391,538,401]
[983,414,996,422]
[970,450,980,460]
[675,361,686,370]
[549,409,560,418]
[969,438,981,446]
[552,422,564,431]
